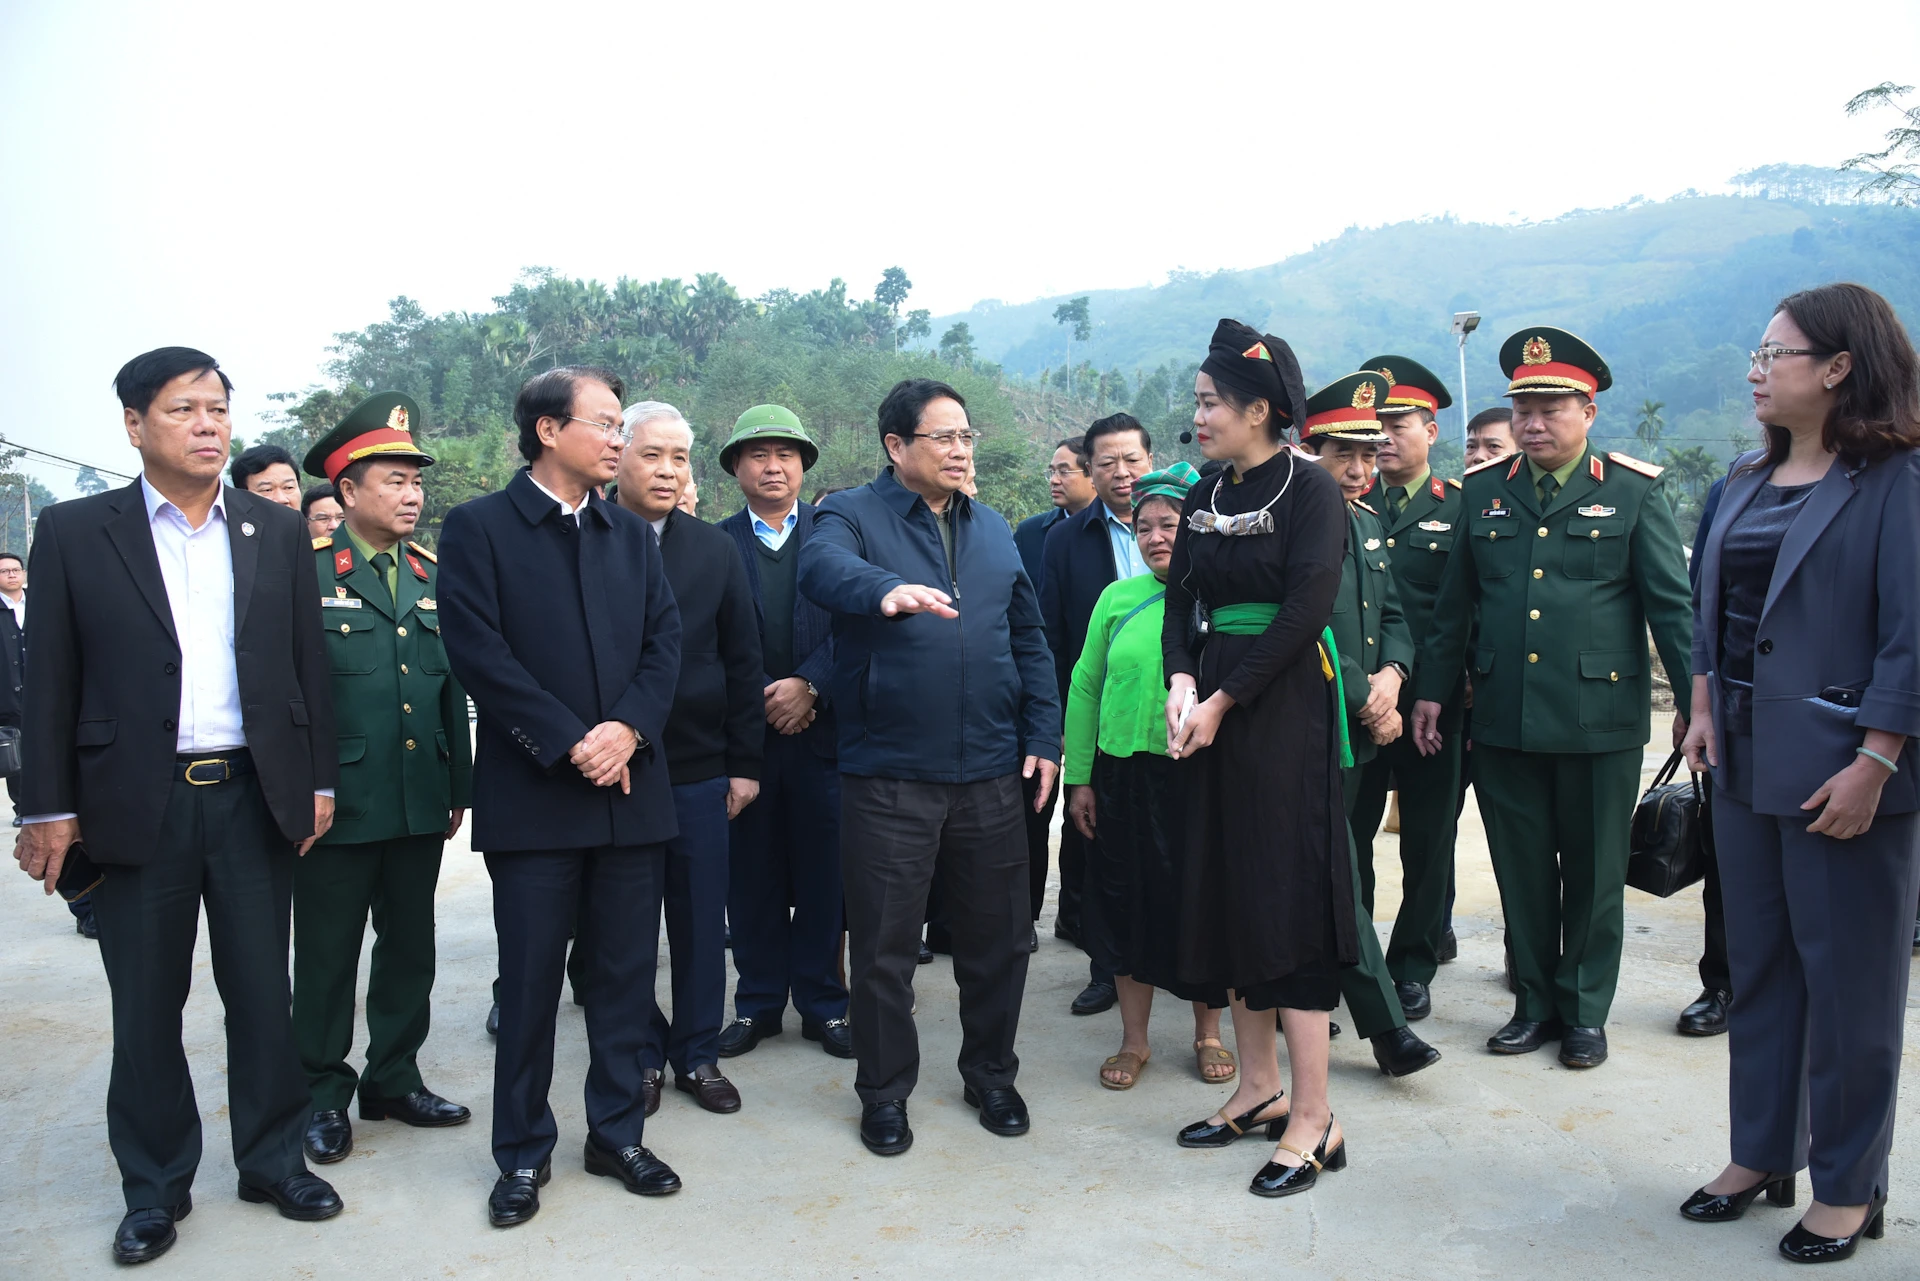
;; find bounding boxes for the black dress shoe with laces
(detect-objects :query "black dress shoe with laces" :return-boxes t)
[803,1017,854,1058]
[963,1084,1030,1135]
[1437,927,1458,962]
[485,1002,499,1036]
[1487,1015,1564,1054]
[584,1137,682,1195]
[488,1158,550,1228]
[1680,1171,1795,1222]
[360,1086,471,1127]
[716,1017,781,1058]
[1558,1025,1608,1068]
[641,1068,662,1118]
[113,1199,190,1265]
[1677,989,1730,1037]
[304,1110,352,1163]
[1779,1193,1886,1263]
[1371,1026,1441,1077]
[1394,980,1432,1021]
[237,1172,343,1221]
[860,1100,913,1155]
[1070,981,1117,1016]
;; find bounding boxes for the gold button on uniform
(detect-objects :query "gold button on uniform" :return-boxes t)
[402,703,412,713]
[406,739,417,750]
[400,664,409,674]
[1590,529,1600,540]
[1429,541,1438,550]
[1386,537,1395,547]
[339,624,350,634]
[396,625,407,637]
[1527,653,1539,663]
[1532,568,1544,579]
[1610,672,1619,682]
[1366,637,1376,646]
[1529,609,1540,620]
[1537,526,1549,538]
[1489,531,1499,540]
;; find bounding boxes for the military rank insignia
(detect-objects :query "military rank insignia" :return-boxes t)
[1418,520,1453,532]
[334,547,354,577]
[406,553,428,580]
[1429,475,1446,500]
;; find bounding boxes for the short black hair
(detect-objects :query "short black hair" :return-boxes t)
[1053,437,1090,470]
[230,444,297,490]
[336,458,376,491]
[113,347,233,416]
[0,551,21,569]
[1083,412,1151,457]
[877,378,967,443]
[514,366,627,463]
[300,483,338,516]
[1467,407,1514,435]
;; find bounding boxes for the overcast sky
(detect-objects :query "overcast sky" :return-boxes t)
[3,0,1914,488]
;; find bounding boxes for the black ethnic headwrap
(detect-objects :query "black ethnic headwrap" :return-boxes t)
[1199,318,1308,434]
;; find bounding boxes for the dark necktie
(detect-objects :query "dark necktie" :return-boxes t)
[1387,486,1407,517]
[1537,473,1560,507]
[370,551,396,602]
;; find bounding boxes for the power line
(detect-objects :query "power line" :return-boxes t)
[0,437,137,482]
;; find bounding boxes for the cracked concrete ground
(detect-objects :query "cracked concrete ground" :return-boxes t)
[4,744,1916,1280]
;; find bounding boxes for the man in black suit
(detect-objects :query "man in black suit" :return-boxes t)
[437,365,684,1228]
[14,347,344,1265]
[1039,413,1154,1017]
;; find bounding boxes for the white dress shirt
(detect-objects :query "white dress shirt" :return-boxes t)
[750,504,799,550]
[529,473,586,524]
[1,589,23,632]
[143,477,248,753]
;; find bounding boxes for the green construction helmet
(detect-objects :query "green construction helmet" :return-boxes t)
[719,404,819,475]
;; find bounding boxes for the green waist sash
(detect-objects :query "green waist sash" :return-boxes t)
[1207,603,1353,768]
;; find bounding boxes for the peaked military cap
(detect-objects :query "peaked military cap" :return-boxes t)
[1360,355,1454,415]
[1499,327,1612,398]
[720,403,819,475]
[303,392,435,482]
[1301,371,1392,444]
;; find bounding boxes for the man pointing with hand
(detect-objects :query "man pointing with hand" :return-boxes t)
[799,378,1060,1159]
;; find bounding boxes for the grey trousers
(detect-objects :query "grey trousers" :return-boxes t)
[1715,777,1920,1205]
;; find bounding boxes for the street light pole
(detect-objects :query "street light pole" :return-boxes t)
[1451,311,1481,451]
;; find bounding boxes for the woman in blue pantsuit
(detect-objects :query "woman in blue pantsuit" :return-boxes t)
[1680,282,1920,1265]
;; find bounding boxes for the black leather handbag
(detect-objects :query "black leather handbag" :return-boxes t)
[1628,749,1709,897]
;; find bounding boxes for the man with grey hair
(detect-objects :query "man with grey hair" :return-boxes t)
[610,401,764,1116]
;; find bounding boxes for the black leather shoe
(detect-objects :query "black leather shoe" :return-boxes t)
[76,911,99,940]
[583,1137,682,1196]
[1030,926,1039,953]
[716,1017,781,1058]
[860,1100,913,1155]
[113,1199,189,1265]
[1249,1117,1346,1198]
[963,1085,1030,1136]
[917,940,935,965]
[485,1002,499,1036]
[360,1087,471,1127]
[1487,1015,1564,1054]
[1677,989,1730,1037]
[1779,1193,1886,1263]
[1371,1026,1441,1077]
[237,1172,343,1221]
[1330,1021,1342,1038]
[641,1068,662,1118]
[1176,1090,1287,1148]
[1070,981,1117,1016]
[304,1110,352,1163]
[1680,1171,1795,1222]
[674,1064,742,1114]
[1394,980,1432,1021]
[1437,927,1458,962]
[488,1159,550,1228]
[803,1017,854,1059]
[1559,1025,1608,1068]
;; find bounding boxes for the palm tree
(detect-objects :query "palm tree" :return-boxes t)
[1634,399,1666,453]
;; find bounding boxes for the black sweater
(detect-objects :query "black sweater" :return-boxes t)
[658,509,765,785]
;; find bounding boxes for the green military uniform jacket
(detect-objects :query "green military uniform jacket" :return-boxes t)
[1415,445,1694,754]
[315,533,474,844]
[1330,500,1415,768]
[1372,470,1468,725]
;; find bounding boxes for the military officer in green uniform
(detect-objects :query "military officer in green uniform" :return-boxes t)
[1348,356,1465,1020]
[1412,328,1693,1069]
[294,392,475,1162]
[1299,370,1441,1078]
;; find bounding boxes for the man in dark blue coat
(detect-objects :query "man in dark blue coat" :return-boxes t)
[799,378,1060,1158]
[438,366,684,1227]
[712,405,852,1061]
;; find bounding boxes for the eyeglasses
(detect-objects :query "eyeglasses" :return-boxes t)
[1045,464,1085,478]
[1748,346,1833,373]
[910,430,981,450]
[566,415,633,443]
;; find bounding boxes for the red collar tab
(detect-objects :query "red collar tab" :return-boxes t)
[1429,475,1446,500]
[406,553,428,581]
[1506,455,1525,480]
[333,547,354,578]
[1590,454,1605,483]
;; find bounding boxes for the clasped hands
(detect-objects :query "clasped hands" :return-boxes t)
[1359,667,1403,745]
[572,720,640,793]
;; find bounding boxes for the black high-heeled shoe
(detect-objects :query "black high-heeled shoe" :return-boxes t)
[1250,1116,1345,1198]
[1679,1171,1795,1222]
[1176,1091,1287,1149]
[1778,1193,1887,1264]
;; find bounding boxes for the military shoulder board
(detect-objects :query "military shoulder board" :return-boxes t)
[1607,451,1665,478]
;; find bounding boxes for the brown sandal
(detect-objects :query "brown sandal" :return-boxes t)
[1194,1037,1237,1083]
[1099,1050,1150,1090]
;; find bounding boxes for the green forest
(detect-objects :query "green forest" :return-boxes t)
[234,169,1918,543]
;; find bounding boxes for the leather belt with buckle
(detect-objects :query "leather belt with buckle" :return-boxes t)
[174,752,256,785]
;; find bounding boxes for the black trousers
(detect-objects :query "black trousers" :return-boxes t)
[841,773,1029,1105]
[486,844,664,1173]
[644,778,730,1074]
[90,769,311,1210]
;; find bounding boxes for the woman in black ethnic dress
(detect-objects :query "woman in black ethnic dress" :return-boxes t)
[1161,319,1357,1198]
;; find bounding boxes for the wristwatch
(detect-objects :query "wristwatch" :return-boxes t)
[804,680,818,698]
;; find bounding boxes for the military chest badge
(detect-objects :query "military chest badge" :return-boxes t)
[335,586,348,598]
[415,597,437,611]
[321,597,362,609]
[1481,499,1510,518]
[241,521,255,537]
[1576,505,1617,518]
[1364,537,1381,551]
[1417,520,1452,532]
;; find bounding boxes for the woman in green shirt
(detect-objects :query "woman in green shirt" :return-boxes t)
[1063,463,1229,1090]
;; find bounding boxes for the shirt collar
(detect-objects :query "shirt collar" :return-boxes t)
[141,475,227,528]
[1527,451,1585,489]
[343,523,396,564]
[528,472,584,517]
[1388,466,1430,496]
[1103,502,1132,526]
[750,504,798,536]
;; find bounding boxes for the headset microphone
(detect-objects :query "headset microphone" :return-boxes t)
[1178,430,1193,444]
